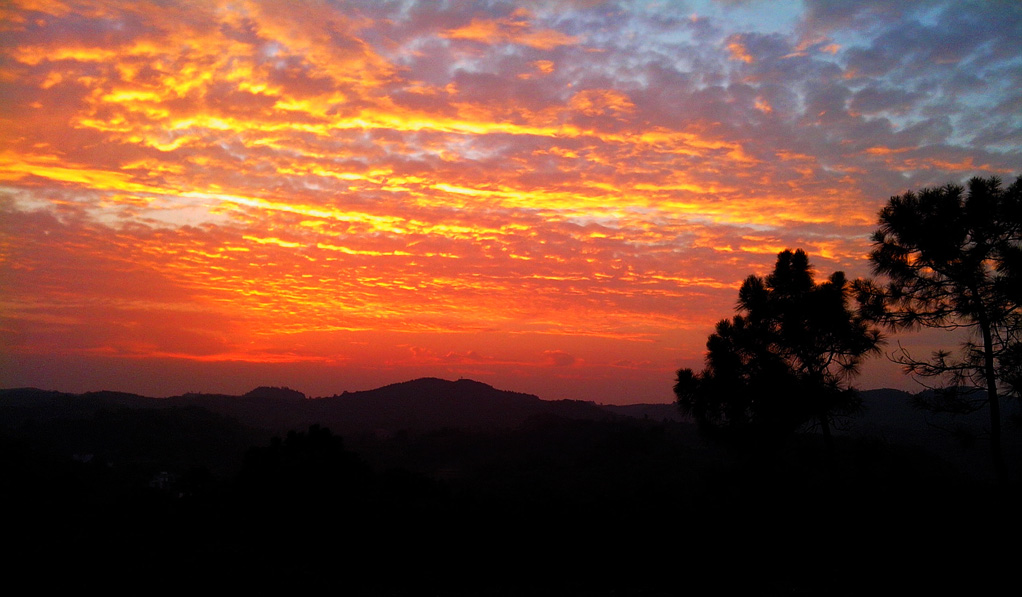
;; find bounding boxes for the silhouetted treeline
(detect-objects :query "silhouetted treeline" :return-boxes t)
[4,390,1020,595]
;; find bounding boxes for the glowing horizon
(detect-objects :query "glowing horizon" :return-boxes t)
[1,0,1019,403]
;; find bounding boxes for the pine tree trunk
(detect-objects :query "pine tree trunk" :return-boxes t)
[980,317,1006,484]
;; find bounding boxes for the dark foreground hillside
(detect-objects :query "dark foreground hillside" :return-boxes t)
[3,380,1020,595]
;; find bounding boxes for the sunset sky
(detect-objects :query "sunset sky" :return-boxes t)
[1,0,1020,403]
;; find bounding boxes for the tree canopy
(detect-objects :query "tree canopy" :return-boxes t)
[676,249,882,448]
[855,175,1021,480]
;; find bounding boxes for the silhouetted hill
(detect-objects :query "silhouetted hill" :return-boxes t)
[242,385,306,400]
[0,390,261,477]
[603,402,691,422]
[0,387,155,425]
[304,377,619,437]
[4,381,1020,594]
[844,387,1022,480]
[171,390,310,433]
[1,378,625,438]
[4,380,1017,479]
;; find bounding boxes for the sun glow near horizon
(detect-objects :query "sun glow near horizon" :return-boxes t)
[1,0,1019,403]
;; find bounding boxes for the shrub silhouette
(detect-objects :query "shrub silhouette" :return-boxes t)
[237,424,372,506]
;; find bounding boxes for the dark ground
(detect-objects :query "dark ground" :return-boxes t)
[3,384,1020,595]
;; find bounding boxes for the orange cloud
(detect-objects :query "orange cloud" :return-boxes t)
[864,146,915,155]
[442,15,580,49]
[726,35,754,63]
[569,89,636,116]
[2,0,1013,403]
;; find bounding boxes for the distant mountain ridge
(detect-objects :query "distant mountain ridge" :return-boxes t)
[243,386,307,400]
[1,377,634,437]
[4,378,1014,451]
[4,379,1018,481]
[0,379,985,436]
[302,377,626,436]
